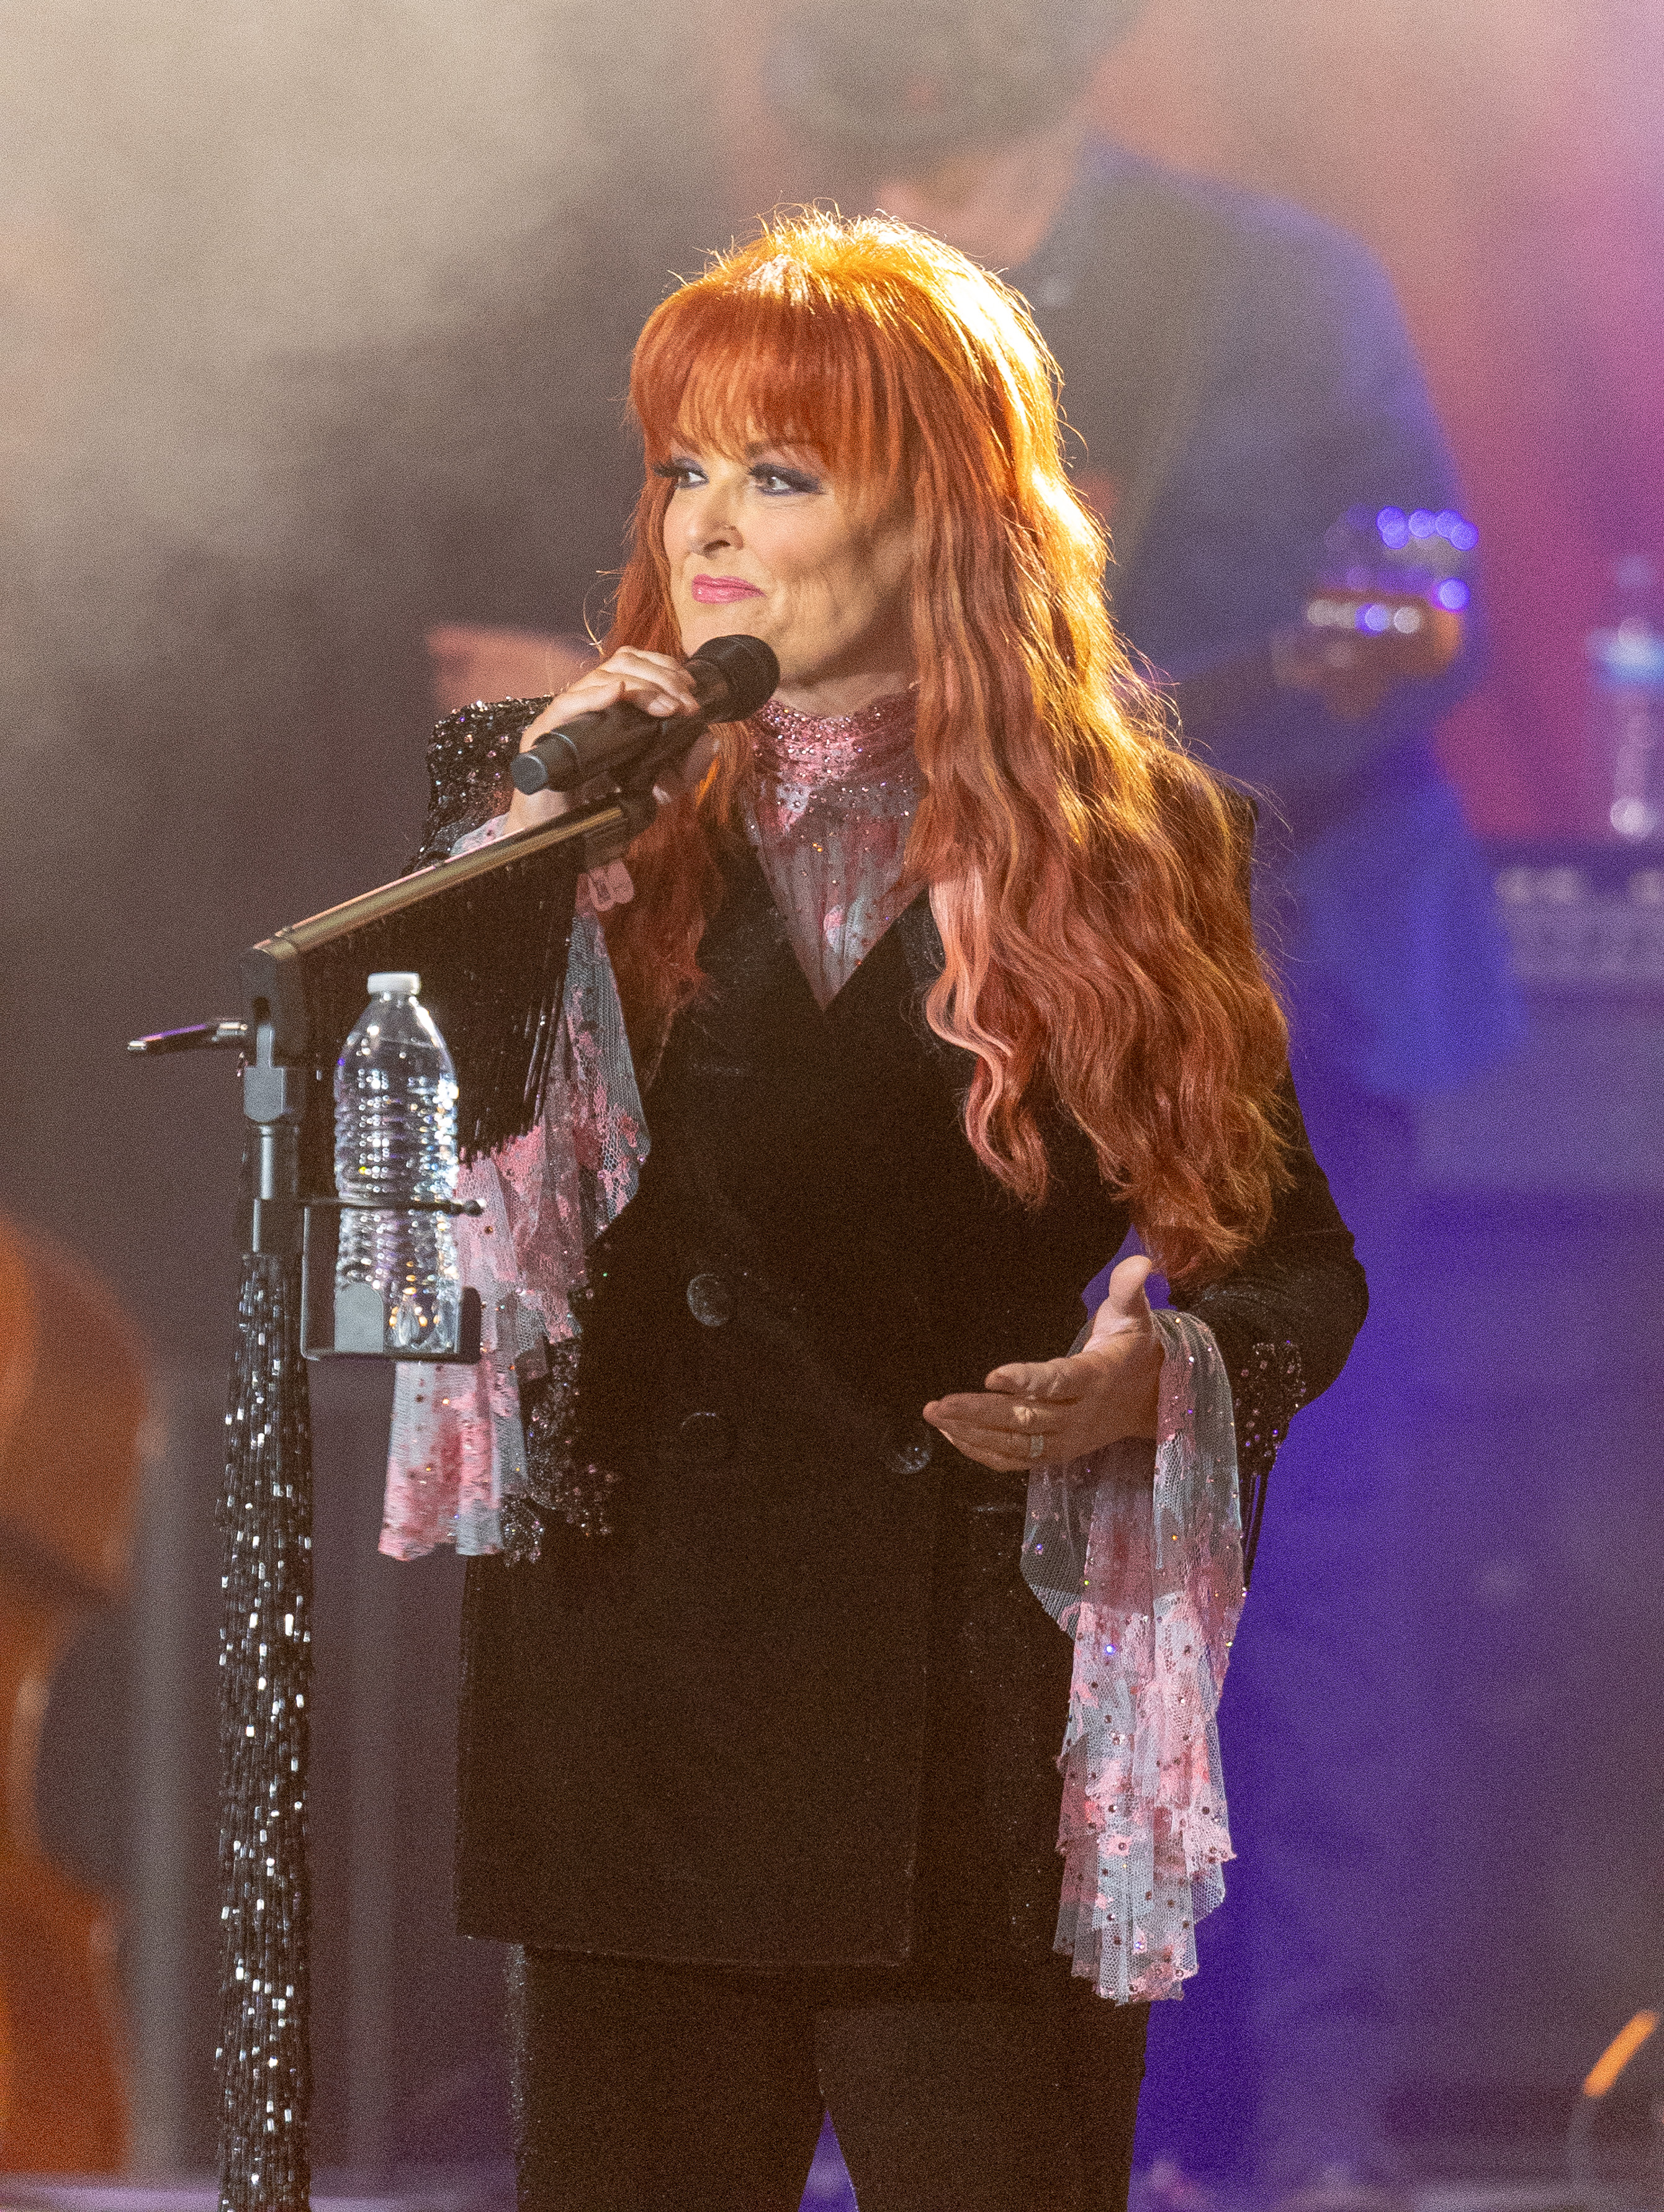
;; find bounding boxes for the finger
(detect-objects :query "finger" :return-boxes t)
[927,1422,1034,1472]
[978,1358,1084,1402]
[600,647,701,714]
[519,659,699,748]
[593,667,701,718]
[925,1389,1077,1431]
[1091,1254,1156,1336]
[603,647,689,679]
[576,861,635,914]
[518,673,626,748]
[923,1396,1076,1453]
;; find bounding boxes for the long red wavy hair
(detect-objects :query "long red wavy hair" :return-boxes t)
[597,211,1290,1281]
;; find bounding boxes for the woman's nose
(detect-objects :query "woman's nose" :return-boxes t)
[681,485,739,554]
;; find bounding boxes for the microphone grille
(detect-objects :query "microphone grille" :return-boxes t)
[694,633,781,720]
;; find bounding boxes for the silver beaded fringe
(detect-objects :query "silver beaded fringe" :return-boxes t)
[218,1255,313,2212]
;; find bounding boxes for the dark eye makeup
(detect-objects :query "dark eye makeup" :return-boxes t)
[653,455,824,496]
[750,461,824,495]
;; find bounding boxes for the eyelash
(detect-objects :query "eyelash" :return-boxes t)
[653,459,822,497]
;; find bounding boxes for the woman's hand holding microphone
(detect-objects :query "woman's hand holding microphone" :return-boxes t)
[508,647,721,911]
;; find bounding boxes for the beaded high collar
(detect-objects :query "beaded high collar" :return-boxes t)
[750,688,919,807]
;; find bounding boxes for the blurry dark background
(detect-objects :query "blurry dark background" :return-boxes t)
[2,0,1663,2182]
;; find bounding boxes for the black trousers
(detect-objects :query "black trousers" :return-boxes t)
[511,1947,1149,2212]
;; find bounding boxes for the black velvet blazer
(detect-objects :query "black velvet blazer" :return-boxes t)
[413,701,1369,1974]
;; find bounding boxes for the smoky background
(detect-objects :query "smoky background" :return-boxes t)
[0,0,729,2170]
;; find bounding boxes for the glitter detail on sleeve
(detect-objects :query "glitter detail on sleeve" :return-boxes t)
[405,695,551,871]
[1228,1336,1308,1576]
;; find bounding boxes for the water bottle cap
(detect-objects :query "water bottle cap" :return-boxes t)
[367,970,421,996]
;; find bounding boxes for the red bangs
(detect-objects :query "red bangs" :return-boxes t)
[627,215,1061,532]
[627,215,1038,502]
[632,277,909,490]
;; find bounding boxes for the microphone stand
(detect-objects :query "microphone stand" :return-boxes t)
[130,781,653,2212]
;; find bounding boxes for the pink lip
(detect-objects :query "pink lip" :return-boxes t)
[690,573,764,604]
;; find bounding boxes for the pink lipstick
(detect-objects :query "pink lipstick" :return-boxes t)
[690,573,764,604]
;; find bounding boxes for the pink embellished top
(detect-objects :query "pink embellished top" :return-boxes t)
[744,688,922,1006]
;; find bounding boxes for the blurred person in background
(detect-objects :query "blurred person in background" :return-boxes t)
[752,1,1524,2201]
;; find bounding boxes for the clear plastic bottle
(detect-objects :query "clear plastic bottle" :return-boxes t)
[333,971,462,1354]
[1588,553,1664,842]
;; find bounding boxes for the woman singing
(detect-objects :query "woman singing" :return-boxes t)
[397,212,1366,2212]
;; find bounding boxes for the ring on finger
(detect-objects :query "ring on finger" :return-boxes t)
[1027,1431,1047,1462]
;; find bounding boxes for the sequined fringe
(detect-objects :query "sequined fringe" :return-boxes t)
[218,1255,313,2212]
[298,841,581,1164]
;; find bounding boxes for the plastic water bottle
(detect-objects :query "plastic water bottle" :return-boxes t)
[1588,553,1664,842]
[333,971,462,1354]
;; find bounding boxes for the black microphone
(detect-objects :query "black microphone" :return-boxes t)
[510,633,780,796]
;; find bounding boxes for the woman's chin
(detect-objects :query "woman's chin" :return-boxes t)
[680,602,773,656]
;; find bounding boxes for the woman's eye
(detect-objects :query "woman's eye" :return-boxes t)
[653,459,705,490]
[752,466,821,496]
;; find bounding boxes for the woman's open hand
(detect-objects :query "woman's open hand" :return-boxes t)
[922,1256,1163,1474]
[506,647,716,833]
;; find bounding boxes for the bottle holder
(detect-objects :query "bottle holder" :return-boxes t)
[299,1202,482,1363]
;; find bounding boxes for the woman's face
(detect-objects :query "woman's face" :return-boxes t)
[658,442,915,712]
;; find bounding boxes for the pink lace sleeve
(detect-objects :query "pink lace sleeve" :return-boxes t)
[1020,1310,1245,2002]
[379,814,647,1559]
